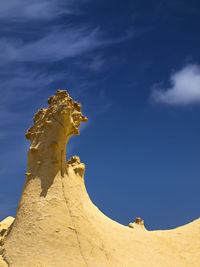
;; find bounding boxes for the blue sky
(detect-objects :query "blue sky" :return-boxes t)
[0,0,200,230]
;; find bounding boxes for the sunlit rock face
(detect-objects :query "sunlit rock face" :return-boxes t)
[0,90,200,267]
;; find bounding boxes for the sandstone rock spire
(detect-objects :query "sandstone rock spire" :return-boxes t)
[25,89,87,196]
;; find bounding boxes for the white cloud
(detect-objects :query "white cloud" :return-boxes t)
[152,64,200,105]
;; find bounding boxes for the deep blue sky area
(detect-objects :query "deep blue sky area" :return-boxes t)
[0,0,200,230]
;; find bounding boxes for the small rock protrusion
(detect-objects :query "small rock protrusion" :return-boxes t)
[68,156,81,166]
[135,217,144,225]
[44,120,53,126]
[30,147,38,152]
[129,223,134,229]
[25,172,32,177]
[129,217,145,229]
[67,156,85,177]
[25,130,32,139]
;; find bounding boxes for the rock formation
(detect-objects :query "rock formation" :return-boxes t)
[0,90,200,267]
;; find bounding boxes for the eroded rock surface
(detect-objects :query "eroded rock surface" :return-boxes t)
[0,90,200,267]
[0,217,14,244]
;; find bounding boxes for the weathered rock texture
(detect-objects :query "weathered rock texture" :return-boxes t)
[0,90,200,267]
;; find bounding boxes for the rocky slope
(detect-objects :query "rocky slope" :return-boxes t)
[0,90,199,267]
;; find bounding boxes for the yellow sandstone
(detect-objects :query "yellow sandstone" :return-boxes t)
[0,90,199,266]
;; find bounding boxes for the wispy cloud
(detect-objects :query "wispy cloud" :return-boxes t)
[0,26,132,64]
[0,6,133,127]
[0,0,133,98]
[0,67,61,91]
[151,64,200,105]
[0,0,81,21]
